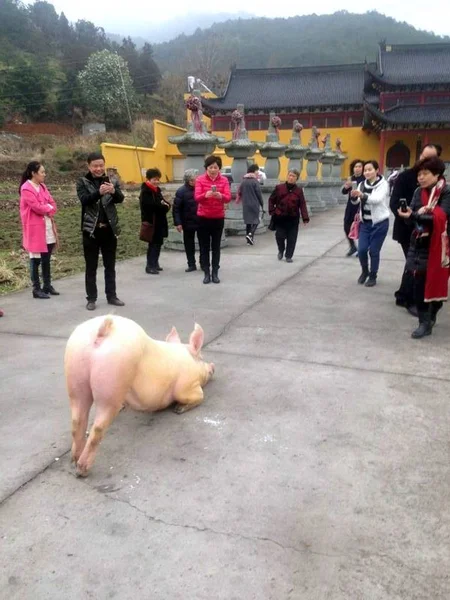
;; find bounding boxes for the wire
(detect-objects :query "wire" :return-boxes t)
[0,73,162,101]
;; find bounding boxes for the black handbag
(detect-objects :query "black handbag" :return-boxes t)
[268,215,276,231]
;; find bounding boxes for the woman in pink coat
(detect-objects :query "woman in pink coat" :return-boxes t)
[194,155,231,284]
[19,161,59,299]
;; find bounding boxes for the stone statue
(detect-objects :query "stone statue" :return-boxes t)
[309,126,321,149]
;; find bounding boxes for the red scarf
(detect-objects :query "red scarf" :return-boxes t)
[145,181,158,192]
[421,178,450,302]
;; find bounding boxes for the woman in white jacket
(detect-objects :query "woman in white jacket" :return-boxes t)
[350,160,390,287]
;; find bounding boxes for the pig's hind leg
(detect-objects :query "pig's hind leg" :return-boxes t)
[68,379,94,466]
[172,384,204,414]
[75,373,131,477]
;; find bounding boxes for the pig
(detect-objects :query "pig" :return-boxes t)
[64,315,215,477]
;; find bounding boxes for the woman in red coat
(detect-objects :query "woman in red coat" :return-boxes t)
[194,155,231,284]
[268,169,309,262]
[19,161,59,299]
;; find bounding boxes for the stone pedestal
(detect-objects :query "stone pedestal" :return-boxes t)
[164,228,228,251]
[303,181,327,213]
[332,153,346,179]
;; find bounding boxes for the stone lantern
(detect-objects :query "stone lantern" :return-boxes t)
[284,120,308,176]
[218,104,259,183]
[259,112,287,184]
[168,89,224,172]
[304,126,324,181]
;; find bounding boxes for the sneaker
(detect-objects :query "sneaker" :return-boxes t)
[246,234,254,245]
[277,252,283,260]
[108,297,125,306]
[365,275,377,287]
[86,301,96,311]
[286,258,293,263]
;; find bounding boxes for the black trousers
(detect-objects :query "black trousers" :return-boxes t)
[146,243,162,268]
[246,224,258,237]
[83,227,117,301]
[413,270,443,317]
[395,240,415,307]
[30,243,55,290]
[197,217,224,271]
[183,229,199,268]
[275,219,299,259]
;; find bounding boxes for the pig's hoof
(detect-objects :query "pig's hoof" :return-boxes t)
[75,463,89,478]
[172,403,188,414]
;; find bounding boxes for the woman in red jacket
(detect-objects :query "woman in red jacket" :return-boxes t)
[19,161,59,299]
[194,155,231,284]
[268,169,309,262]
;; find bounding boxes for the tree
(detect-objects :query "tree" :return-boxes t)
[137,43,161,95]
[78,49,139,127]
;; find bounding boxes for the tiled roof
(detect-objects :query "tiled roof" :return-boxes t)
[365,102,450,125]
[373,43,450,86]
[203,64,366,112]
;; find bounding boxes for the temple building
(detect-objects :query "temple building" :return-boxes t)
[202,41,450,175]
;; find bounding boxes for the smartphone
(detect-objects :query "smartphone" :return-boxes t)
[399,199,408,213]
[211,185,217,193]
[351,181,358,190]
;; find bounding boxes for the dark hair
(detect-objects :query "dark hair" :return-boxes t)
[413,157,446,176]
[146,168,161,180]
[422,143,442,157]
[247,163,259,174]
[349,159,364,175]
[363,160,379,171]
[19,160,42,192]
[204,155,222,170]
[87,152,105,164]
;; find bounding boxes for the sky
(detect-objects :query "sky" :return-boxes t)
[47,0,450,38]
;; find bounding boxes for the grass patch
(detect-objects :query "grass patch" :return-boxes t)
[0,187,173,295]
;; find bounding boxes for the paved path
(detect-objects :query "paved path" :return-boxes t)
[1,208,449,599]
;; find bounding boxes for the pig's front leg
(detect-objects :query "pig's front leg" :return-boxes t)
[172,384,204,414]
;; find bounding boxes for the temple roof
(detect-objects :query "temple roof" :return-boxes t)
[364,102,450,127]
[203,64,367,112]
[368,42,450,87]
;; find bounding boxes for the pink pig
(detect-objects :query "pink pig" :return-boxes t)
[64,315,215,476]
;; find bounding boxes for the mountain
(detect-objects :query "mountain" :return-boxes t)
[153,11,450,84]
[107,12,255,46]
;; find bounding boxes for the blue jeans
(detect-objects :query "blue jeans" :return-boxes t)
[358,219,389,276]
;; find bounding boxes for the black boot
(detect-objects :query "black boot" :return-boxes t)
[365,273,377,287]
[411,311,433,339]
[203,270,211,284]
[357,270,368,285]
[31,258,49,298]
[212,269,220,284]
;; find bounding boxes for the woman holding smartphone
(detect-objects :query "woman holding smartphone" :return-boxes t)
[350,160,390,287]
[194,155,231,284]
[341,159,364,257]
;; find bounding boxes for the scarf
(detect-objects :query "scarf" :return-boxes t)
[420,178,450,302]
[236,172,258,204]
[145,181,159,192]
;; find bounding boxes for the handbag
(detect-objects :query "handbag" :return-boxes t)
[139,218,155,243]
[348,212,361,241]
[268,215,276,231]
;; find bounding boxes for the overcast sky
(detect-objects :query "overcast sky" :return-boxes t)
[48,0,450,38]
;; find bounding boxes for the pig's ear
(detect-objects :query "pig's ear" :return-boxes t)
[166,326,181,344]
[188,323,204,357]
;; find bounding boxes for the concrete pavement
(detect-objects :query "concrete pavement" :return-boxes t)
[1,208,450,599]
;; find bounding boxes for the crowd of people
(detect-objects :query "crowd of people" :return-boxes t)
[341,143,449,338]
[2,146,448,340]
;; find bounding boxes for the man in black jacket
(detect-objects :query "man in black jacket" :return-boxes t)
[76,152,125,311]
[390,143,442,313]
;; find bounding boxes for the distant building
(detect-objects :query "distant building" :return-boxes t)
[202,42,450,172]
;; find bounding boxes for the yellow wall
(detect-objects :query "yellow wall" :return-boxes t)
[101,120,186,184]
[212,126,380,179]
[382,131,450,167]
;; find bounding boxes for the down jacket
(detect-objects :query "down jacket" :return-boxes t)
[406,184,450,273]
[172,184,199,230]
[194,173,231,219]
